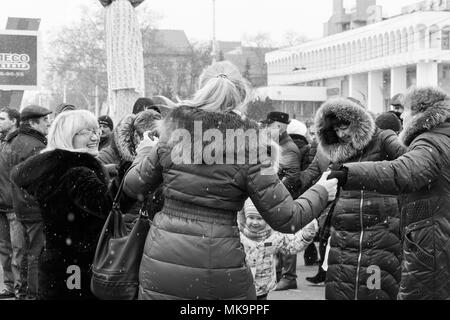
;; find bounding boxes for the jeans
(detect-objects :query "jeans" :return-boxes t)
[0,212,27,295]
[276,253,297,281]
[21,221,45,298]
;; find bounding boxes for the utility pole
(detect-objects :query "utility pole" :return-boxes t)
[212,0,217,62]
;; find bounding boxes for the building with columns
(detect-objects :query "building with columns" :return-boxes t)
[263,3,450,121]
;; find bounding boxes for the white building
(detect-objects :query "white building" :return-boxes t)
[264,9,450,120]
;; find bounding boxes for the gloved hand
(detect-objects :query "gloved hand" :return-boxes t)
[302,219,319,242]
[327,167,348,187]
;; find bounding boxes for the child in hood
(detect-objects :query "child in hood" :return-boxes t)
[239,199,318,300]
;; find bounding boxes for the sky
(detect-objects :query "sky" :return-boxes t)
[0,0,424,44]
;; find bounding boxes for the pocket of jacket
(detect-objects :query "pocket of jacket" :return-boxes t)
[403,219,435,268]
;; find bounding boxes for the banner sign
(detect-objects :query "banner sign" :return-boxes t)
[0,30,40,90]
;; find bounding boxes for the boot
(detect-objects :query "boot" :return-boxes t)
[306,267,326,284]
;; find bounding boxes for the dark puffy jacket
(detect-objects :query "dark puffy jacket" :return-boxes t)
[279,132,302,197]
[299,98,407,300]
[307,140,318,168]
[11,149,112,300]
[0,125,47,220]
[345,103,450,300]
[123,106,329,300]
[289,134,311,171]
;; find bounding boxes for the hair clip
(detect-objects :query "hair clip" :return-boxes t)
[217,73,228,79]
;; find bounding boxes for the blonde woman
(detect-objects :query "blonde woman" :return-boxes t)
[10,110,113,300]
[123,61,338,300]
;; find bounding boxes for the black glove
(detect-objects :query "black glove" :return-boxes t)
[327,168,348,187]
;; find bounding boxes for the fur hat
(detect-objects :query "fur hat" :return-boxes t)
[287,119,307,137]
[404,86,449,115]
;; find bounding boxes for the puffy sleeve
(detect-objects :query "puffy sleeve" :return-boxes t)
[123,145,163,199]
[246,163,328,234]
[345,137,442,194]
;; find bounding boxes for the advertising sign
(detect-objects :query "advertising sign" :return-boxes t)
[0,30,40,90]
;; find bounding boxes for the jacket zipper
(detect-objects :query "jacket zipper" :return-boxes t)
[354,189,364,300]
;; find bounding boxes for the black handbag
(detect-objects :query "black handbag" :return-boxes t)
[90,177,150,300]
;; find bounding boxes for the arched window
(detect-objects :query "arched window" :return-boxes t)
[429,25,440,49]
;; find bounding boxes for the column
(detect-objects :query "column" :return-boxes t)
[416,62,438,87]
[368,70,384,115]
[349,73,368,105]
[390,66,407,97]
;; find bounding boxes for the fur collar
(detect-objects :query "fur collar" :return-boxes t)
[6,124,47,145]
[13,149,107,199]
[315,98,376,163]
[155,106,280,169]
[400,102,450,146]
[113,116,138,162]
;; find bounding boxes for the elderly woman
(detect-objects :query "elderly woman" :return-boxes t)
[10,110,113,300]
[331,86,450,300]
[122,61,338,300]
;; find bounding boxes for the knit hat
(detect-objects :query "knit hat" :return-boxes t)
[98,115,114,130]
[244,199,261,219]
[375,112,402,132]
[287,119,307,137]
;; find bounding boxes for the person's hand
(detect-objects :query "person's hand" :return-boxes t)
[327,165,348,187]
[316,171,338,202]
[136,130,159,154]
[104,163,119,177]
[302,219,319,242]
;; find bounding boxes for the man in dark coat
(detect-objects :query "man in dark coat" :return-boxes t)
[263,111,302,291]
[0,105,51,299]
[0,108,20,146]
[294,97,407,299]
[334,87,450,300]
[98,115,114,151]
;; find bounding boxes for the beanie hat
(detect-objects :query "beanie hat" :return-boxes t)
[244,199,261,219]
[98,115,114,131]
[287,119,307,137]
[375,112,402,132]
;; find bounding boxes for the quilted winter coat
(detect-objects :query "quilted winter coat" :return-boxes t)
[297,98,407,300]
[344,99,450,300]
[123,106,330,300]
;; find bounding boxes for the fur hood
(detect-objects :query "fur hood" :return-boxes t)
[155,105,280,169]
[315,98,376,163]
[112,116,138,162]
[400,101,450,146]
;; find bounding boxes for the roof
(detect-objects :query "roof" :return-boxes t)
[147,29,192,55]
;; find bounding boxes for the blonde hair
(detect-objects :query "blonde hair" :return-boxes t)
[180,60,252,113]
[44,109,99,153]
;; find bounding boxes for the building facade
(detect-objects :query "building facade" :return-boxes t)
[265,8,450,120]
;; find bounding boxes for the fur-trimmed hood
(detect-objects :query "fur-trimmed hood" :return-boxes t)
[315,98,376,163]
[155,106,280,169]
[400,100,450,146]
[112,116,138,162]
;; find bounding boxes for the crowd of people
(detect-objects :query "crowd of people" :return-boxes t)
[0,60,448,300]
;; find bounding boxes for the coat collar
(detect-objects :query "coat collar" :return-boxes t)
[6,124,47,145]
[400,103,450,146]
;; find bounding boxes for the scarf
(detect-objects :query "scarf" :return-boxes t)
[242,224,273,242]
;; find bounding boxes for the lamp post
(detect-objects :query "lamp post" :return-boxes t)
[212,0,217,62]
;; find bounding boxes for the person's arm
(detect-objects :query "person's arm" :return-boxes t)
[123,144,163,200]
[246,163,331,234]
[380,130,407,160]
[276,219,318,255]
[345,138,442,194]
[62,167,113,219]
[298,153,324,194]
